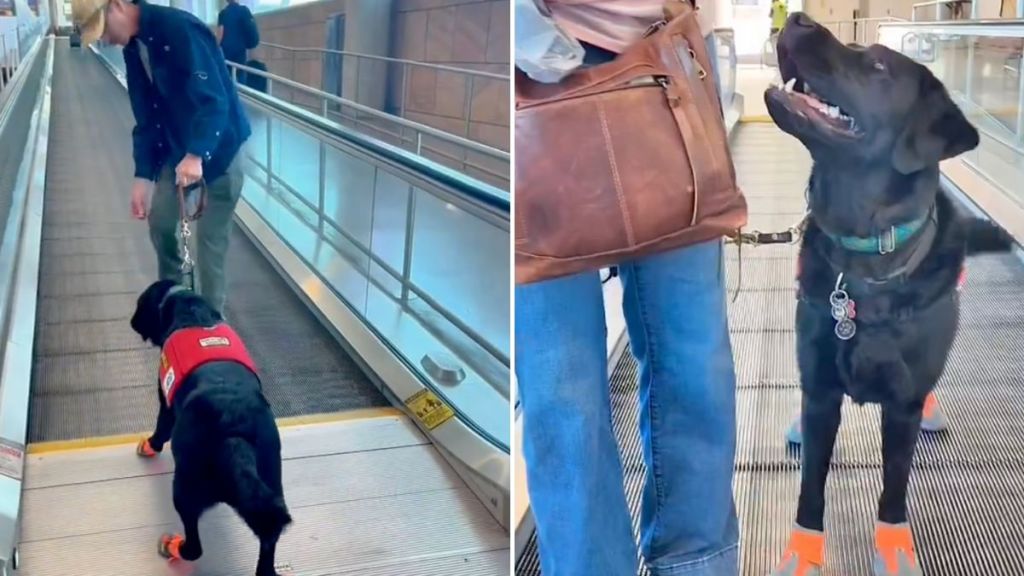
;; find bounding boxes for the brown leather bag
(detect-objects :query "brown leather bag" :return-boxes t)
[514,2,748,285]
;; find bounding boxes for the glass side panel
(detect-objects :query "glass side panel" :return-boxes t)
[242,106,510,452]
[880,26,1024,204]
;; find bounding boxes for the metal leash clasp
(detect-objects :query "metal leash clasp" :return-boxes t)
[176,181,207,292]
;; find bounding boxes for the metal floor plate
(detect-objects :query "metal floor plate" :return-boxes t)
[18,416,509,575]
[516,123,1024,575]
[29,43,388,442]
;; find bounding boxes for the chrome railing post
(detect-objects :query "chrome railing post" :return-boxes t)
[354,55,361,105]
[463,75,474,171]
[265,115,273,191]
[965,38,975,102]
[400,63,409,120]
[464,75,474,138]
[1016,54,1024,142]
[318,141,326,235]
[400,185,416,303]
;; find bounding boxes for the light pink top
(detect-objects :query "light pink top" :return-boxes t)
[545,0,715,54]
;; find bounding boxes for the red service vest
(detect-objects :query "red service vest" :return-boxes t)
[158,324,258,407]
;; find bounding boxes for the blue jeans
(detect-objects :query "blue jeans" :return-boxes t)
[516,240,739,575]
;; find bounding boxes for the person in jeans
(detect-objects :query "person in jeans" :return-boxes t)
[516,1,739,575]
[71,0,251,315]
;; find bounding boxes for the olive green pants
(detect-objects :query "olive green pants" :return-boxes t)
[147,157,243,314]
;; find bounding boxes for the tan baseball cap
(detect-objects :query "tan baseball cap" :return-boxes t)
[70,0,110,46]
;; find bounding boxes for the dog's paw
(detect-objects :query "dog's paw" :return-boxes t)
[772,525,824,576]
[873,522,922,576]
[136,438,160,458]
[158,533,185,560]
[920,392,949,433]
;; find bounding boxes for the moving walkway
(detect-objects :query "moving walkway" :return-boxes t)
[516,19,1024,576]
[0,33,509,575]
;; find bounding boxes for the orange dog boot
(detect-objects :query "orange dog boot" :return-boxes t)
[873,522,922,576]
[772,525,824,576]
[136,438,158,457]
[158,533,186,560]
[920,392,948,433]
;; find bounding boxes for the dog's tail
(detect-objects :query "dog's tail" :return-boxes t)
[217,437,293,538]
[964,217,1016,255]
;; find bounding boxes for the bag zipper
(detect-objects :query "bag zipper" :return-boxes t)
[518,75,674,110]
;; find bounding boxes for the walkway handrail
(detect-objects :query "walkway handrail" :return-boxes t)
[240,79,510,214]
[0,33,51,576]
[912,0,972,21]
[818,17,908,25]
[226,60,510,163]
[258,42,508,81]
[878,18,1024,36]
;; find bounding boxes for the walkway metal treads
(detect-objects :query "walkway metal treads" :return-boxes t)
[28,42,386,443]
[516,123,1024,575]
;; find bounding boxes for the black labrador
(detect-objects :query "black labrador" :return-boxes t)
[130,280,292,576]
[763,13,1013,576]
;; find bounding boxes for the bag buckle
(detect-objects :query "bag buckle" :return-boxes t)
[643,20,667,38]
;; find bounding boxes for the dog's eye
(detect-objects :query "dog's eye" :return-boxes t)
[873,61,886,71]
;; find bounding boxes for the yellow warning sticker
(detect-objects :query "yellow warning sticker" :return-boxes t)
[405,389,455,431]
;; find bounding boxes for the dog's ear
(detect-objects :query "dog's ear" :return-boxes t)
[892,75,979,175]
[130,281,172,344]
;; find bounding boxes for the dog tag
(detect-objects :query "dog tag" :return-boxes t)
[829,288,849,308]
[835,318,857,340]
[846,300,856,319]
[831,304,847,321]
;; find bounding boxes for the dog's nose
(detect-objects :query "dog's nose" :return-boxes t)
[788,12,817,29]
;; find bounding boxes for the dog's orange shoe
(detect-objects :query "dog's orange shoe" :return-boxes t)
[921,392,949,432]
[771,525,824,576]
[873,522,922,576]
[136,438,158,458]
[158,533,185,560]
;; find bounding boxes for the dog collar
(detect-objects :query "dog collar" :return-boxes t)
[824,213,930,255]
[159,285,188,309]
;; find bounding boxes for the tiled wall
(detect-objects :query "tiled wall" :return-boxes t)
[247,0,509,187]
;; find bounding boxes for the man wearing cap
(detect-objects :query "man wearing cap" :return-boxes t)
[71,0,250,315]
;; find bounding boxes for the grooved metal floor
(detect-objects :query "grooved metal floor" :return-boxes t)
[29,42,387,442]
[18,416,510,575]
[516,123,1024,575]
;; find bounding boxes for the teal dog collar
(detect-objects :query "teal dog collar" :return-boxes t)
[825,213,930,255]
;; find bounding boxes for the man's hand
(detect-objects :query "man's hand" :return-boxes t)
[175,154,204,188]
[131,178,154,220]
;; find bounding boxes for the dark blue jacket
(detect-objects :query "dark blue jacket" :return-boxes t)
[124,1,251,184]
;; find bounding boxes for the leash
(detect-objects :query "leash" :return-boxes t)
[176,181,208,292]
[725,212,809,302]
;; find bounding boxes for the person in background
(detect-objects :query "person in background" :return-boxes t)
[216,0,259,84]
[770,0,788,38]
[516,1,740,575]
[70,0,251,316]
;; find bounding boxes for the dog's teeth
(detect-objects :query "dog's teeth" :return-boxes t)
[803,81,811,93]
[784,78,796,92]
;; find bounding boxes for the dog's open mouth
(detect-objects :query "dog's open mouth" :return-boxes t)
[768,75,864,138]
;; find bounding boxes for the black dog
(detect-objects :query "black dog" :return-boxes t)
[130,280,292,576]
[764,13,1013,576]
